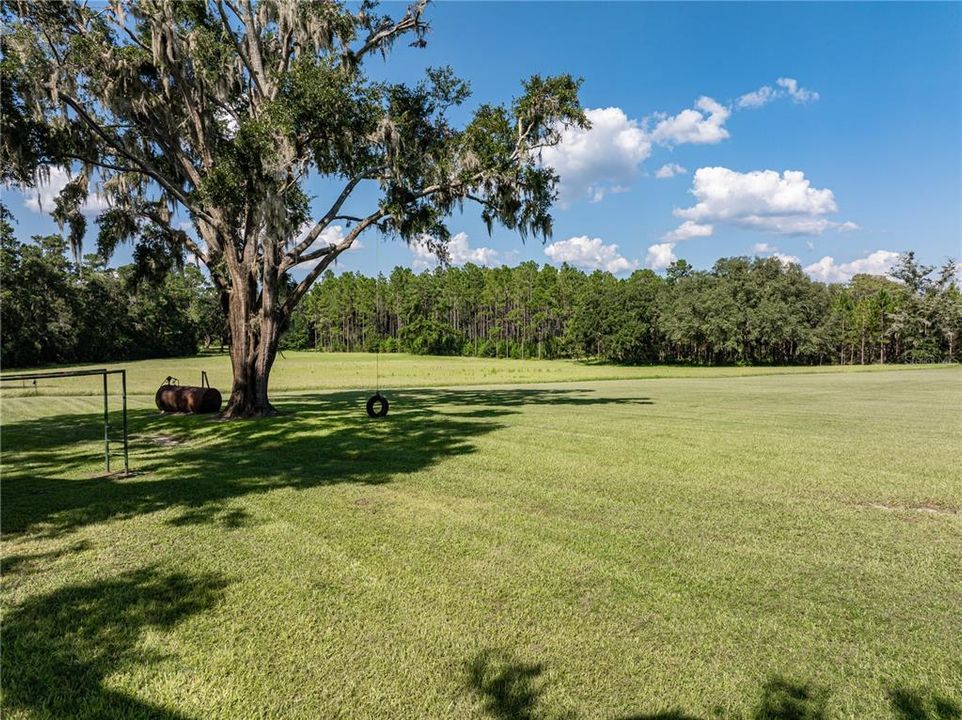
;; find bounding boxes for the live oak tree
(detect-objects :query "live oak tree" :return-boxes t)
[2,0,586,416]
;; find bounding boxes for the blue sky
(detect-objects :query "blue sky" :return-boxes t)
[5,1,960,282]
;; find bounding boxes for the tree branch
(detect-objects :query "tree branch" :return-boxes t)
[280,175,362,271]
[59,93,215,226]
[282,209,386,318]
[142,206,210,265]
[347,0,429,66]
[214,0,263,102]
[241,0,270,99]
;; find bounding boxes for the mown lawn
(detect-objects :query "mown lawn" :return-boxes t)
[1,350,953,396]
[1,357,960,719]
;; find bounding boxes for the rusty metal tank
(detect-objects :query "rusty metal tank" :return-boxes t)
[155,374,222,414]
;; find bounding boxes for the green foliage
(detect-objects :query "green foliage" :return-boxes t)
[294,253,961,365]
[398,317,463,355]
[0,212,219,367]
[2,0,586,300]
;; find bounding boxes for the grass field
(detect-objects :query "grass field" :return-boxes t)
[2,355,960,719]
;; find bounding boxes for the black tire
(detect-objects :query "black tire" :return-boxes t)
[366,393,389,418]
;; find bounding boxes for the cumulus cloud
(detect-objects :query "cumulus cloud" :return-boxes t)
[777,77,819,104]
[662,220,714,242]
[772,252,801,266]
[542,96,731,205]
[655,163,687,179]
[750,242,800,266]
[540,107,652,205]
[410,232,499,270]
[737,77,819,109]
[22,167,109,214]
[668,167,857,238]
[649,96,731,146]
[541,82,813,206]
[804,250,899,283]
[645,242,677,270]
[737,86,779,109]
[544,235,637,274]
[317,224,365,252]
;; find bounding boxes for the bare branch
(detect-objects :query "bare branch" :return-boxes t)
[241,0,270,99]
[280,175,362,271]
[347,0,429,66]
[282,208,385,318]
[289,244,336,267]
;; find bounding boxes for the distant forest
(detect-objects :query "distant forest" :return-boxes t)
[289,255,961,365]
[3,212,960,368]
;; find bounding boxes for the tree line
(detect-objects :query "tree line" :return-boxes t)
[3,207,959,368]
[1,209,226,368]
[288,254,961,365]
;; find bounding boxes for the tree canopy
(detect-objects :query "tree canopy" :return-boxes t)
[2,0,586,415]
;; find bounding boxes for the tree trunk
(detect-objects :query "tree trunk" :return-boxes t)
[221,271,281,419]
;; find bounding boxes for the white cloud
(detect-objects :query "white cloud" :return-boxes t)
[540,83,813,206]
[669,167,857,237]
[315,224,363,252]
[772,252,801,266]
[662,220,714,242]
[649,96,731,147]
[737,86,778,109]
[655,163,687,179]
[777,77,819,104]
[542,96,729,205]
[289,223,364,270]
[645,242,677,270]
[540,107,652,206]
[751,243,800,266]
[544,235,637,274]
[22,167,109,215]
[216,109,239,139]
[410,232,499,270]
[737,78,819,109]
[804,250,899,283]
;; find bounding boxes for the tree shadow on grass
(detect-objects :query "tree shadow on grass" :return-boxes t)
[2,565,228,719]
[888,687,962,720]
[1,387,652,539]
[465,650,835,720]
[2,539,92,576]
[619,675,829,720]
[466,649,560,720]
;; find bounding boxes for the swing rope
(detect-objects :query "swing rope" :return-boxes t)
[366,236,389,418]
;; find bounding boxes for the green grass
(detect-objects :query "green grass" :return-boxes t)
[2,355,960,719]
[1,350,953,397]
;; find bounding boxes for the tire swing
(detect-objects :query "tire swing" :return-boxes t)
[366,237,389,419]
[366,392,389,418]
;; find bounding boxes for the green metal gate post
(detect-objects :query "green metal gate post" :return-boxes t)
[122,369,129,475]
[103,371,110,473]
